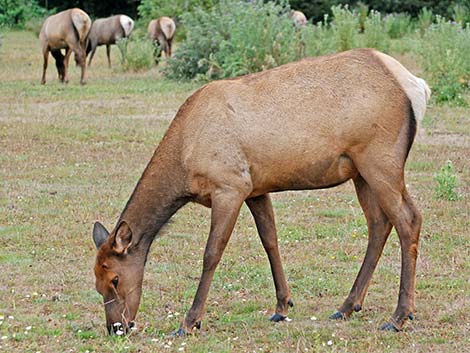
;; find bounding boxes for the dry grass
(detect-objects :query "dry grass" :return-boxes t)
[0,30,469,353]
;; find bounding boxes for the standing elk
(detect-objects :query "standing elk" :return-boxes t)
[92,49,430,335]
[147,16,176,60]
[87,15,135,68]
[39,8,91,85]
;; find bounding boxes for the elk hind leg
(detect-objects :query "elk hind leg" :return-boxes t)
[354,157,421,331]
[246,194,293,322]
[330,175,392,320]
[50,49,65,82]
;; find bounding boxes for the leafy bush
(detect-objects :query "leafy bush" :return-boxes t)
[363,9,389,52]
[451,3,470,27]
[301,15,335,57]
[117,36,156,72]
[417,7,433,37]
[417,16,470,105]
[165,0,304,81]
[0,0,49,28]
[434,160,460,201]
[138,0,215,23]
[384,13,413,39]
[330,5,358,52]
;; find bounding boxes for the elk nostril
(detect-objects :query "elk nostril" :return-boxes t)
[129,321,136,330]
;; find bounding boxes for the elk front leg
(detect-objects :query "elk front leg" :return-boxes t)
[174,188,247,336]
[41,47,49,84]
[246,194,293,321]
[330,175,392,320]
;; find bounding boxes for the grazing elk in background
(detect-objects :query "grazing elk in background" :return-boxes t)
[92,48,430,336]
[40,8,91,85]
[87,15,134,68]
[147,16,176,60]
[291,10,307,27]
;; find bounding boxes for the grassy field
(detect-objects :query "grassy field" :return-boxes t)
[0,30,469,353]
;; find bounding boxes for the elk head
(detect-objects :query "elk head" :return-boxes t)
[92,221,144,335]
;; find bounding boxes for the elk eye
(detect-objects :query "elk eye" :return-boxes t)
[111,276,119,288]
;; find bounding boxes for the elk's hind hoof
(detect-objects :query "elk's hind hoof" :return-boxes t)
[269,313,289,322]
[329,311,346,320]
[379,322,400,332]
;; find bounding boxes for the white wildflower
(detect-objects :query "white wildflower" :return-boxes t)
[327,340,333,346]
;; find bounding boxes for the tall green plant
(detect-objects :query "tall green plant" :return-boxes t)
[363,10,389,52]
[418,7,433,37]
[384,13,413,39]
[331,5,359,52]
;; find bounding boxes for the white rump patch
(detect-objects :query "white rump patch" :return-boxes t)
[161,17,176,39]
[120,15,135,37]
[375,51,431,124]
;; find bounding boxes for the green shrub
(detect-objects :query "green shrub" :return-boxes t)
[301,15,335,57]
[451,3,470,27]
[138,0,215,23]
[331,5,359,52]
[384,13,413,39]
[165,0,304,81]
[434,160,460,201]
[0,0,50,28]
[363,10,389,52]
[117,36,156,72]
[356,1,369,32]
[418,7,433,37]
[417,16,470,105]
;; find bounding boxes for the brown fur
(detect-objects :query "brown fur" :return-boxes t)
[147,17,176,59]
[39,8,91,84]
[87,15,134,68]
[93,49,428,335]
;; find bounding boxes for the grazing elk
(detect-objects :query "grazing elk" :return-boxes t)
[291,10,307,27]
[40,8,91,85]
[87,15,135,68]
[92,49,430,336]
[147,16,176,60]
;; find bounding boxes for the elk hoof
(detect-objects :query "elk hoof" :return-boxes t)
[171,327,187,337]
[269,313,289,322]
[329,311,347,320]
[379,322,400,332]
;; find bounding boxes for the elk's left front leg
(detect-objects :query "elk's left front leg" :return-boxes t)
[246,194,293,322]
[174,187,248,336]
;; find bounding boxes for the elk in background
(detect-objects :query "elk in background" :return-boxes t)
[39,8,91,85]
[92,49,430,336]
[291,10,307,27]
[87,15,135,68]
[147,16,176,61]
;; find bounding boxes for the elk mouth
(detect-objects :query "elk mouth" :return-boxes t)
[107,321,136,335]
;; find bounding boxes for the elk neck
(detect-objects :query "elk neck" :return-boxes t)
[117,131,189,249]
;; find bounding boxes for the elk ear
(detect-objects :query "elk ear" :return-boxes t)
[93,222,110,249]
[113,221,133,255]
